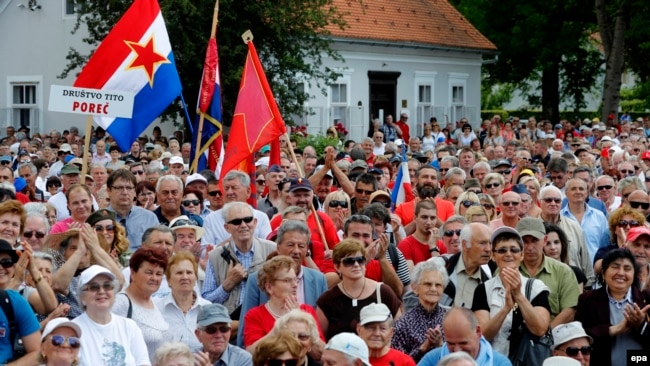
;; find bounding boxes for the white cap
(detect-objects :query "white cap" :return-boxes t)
[78,265,116,294]
[325,333,370,366]
[158,151,172,161]
[601,136,613,142]
[186,173,207,186]
[41,317,82,341]
[169,215,204,240]
[359,303,391,325]
[551,321,592,350]
[542,356,581,366]
[255,156,270,167]
[169,156,184,166]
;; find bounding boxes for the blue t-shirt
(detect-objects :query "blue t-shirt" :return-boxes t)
[0,290,40,363]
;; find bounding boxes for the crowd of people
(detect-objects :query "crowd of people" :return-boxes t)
[0,113,648,366]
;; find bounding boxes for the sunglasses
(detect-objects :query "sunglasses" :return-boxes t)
[227,216,254,226]
[497,169,511,175]
[542,197,562,204]
[482,203,495,210]
[355,188,373,196]
[485,183,501,189]
[439,168,449,173]
[208,190,222,197]
[0,161,9,166]
[23,231,46,239]
[597,185,613,190]
[329,200,349,209]
[630,201,650,210]
[562,346,591,357]
[83,281,116,293]
[201,325,231,334]
[94,225,115,233]
[49,334,81,349]
[618,220,640,228]
[341,255,367,267]
[256,180,266,185]
[461,200,480,208]
[132,170,144,175]
[443,229,462,237]
[493,247,522,254]
[0,258,14,269]
[502,201,520,207]
[267,359,299,366]
[182,199,201,207]
[621,170,635,175]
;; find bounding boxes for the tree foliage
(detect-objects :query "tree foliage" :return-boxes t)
[59,0,348,128]
[450,0,601,120]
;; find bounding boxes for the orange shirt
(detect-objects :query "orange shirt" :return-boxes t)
[395,197,455,226]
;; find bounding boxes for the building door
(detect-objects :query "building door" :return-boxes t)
[368,71,401,129]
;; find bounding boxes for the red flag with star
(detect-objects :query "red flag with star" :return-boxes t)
[220,39,287,185]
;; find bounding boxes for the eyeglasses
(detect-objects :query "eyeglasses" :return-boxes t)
[502,201,520,207]
[630,201,650,210]
[443,229,462,237]
[542,197,562,204]
[562,346,591,357]
[201,325,231,334]
[355,188,373,196]
[329,200,349,209]
[274,277,299,285]
[49,335,81,349]
[597,185,613,190]
[621,170,635,175]
[94,225,115,233]
[618,220,641,228]
[227,216,254,226]
[485,183,500,189]
[493,247,522,254]
[461,200,480,208]
[482,203,495,210]
[341,255,367,267]
[182,199,201,207]
[132,170,144,175]
[23,231,46,239]
[82,281,116,293]
[439,168,449,174]
[497,169,511,175]
[620,135,629,139]
[256,179,265,185]
[0,258,14,268]
[208,190,222,197]
[111,185,135,192]
[267,359,299,366]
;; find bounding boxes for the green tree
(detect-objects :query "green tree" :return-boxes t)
[451,0,601,120]
[59,0,347,129]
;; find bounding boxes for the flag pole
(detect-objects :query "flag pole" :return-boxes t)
[80,115,93,185]
[190,0,220,174]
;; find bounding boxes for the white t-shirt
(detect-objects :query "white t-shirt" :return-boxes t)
[113,294,169,361]
[73,312,151,366]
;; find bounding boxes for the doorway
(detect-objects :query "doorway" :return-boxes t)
[368,71,401,128]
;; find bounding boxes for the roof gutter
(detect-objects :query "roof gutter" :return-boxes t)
[328,36,498,55]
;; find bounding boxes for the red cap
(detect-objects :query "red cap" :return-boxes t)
[627,226,650,242]
[601,147,609,159]
[642,151,650,161]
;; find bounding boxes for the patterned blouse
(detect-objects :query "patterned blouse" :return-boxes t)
[391,302,448,362]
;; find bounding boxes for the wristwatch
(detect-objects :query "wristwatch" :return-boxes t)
[429,247,439,253]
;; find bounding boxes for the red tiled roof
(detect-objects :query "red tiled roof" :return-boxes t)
[326,0,497,52]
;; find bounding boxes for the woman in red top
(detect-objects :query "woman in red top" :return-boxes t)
[244,255,324,352]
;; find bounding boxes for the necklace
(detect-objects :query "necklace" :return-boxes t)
[265,302,283,319]
[181,293,197,314]
[341,279,366,307]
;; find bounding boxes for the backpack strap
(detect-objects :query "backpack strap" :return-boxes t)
[376,282,382,304]
[121,293,133,319]
[0,290,16,349]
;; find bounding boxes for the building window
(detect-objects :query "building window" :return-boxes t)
[330,83,348,127]
[418,85,432,104]
[64,0,76,15]
[452,85,464,105]
[11,83,37,128]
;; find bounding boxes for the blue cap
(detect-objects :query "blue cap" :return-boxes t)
[260,145,270,154]
[268,164,283,173]
[14,177,26,192]
[0,156,11,163]
[64,154,75,164]
[511,184,530,195]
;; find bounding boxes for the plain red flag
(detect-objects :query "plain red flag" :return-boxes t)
[220,39,287,203]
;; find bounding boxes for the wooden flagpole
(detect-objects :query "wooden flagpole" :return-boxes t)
[80,115,93,184]
[190,0,220,173]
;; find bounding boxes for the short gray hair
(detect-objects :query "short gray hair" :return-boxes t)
[460,224,473,249]
[223,170,250,187]
[276,220,310,246]
[539,185,562,199]
[437,352,478,366]
[25,212,50,234]
[617,176,645,194]
[152,342,193,366]
[445,167,466,181]
[141,225,175,245]
[272,309,320,343]
[472,161,491,173]
[410,260,449,288]
[32,251,56,271]
[156,174,183,193]
[440,156,459,167]
[18,162,37,175]
[221,201,252,221]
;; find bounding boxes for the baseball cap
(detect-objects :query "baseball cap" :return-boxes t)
[260,145,270,154]
[86,209,116,227]
[314,165,333,178]
[367,167,383,175]
[626,226,650,242]
[554,124,563,129]
[510,184,530,196]
[325,333,371,366]
[519,169,534,177]
[78,265,116,294]
[542,357,581,366]
[13,177,26,193]
[197,304,231,327]
[158,151,172,161]
[60,164,80,175]
[144,143,155,152]
[574,146,589,156]
[288,178,313,192]
[0,240,18,263]
[516,217,546,240]
[600,136,613,142]
[268,164,283,173]
[255,156,270,167]
[58,144,72,153]
[169,215,204,240]
[169,156,184,166]
[359,303,392,325]
[641,151,650,161]
[464,178,481,190]
[545,133,556,139]
[185,173,208,186]
[41,317,82,341]
[494,159,512,168]
[0,156,10,163]
[350,160,368,171]
[551,321,592,350]
[490,226,521,244]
